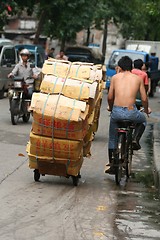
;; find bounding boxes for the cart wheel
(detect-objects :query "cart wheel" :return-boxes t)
[71,175,79,186]
[34,169,40,182]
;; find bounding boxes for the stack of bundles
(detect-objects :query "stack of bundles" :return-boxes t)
[41,59,103,156]
[34,72,43,92]
[27,59,103,176]
[90,76,103,134]
[27,93,87,176]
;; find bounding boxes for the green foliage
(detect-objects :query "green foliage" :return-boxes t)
[0,1,18,30]
[41,0,98,43]
[1,0,160,44]
[116,0,160,40]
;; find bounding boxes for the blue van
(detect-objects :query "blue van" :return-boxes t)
[105,49,150,89]
[15,44,45,68]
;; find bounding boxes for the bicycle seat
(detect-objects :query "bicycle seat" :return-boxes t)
[117,120,135,128]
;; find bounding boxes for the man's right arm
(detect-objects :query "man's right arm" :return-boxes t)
[107,76,115,111]
[8,64,19,78]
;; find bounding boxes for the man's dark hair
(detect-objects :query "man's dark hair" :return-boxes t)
[133,59,143,69]
[118,56,132,71]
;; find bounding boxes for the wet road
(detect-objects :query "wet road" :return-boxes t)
[111,90,160,240]
[113,122,160,240]
[0,90,160,240]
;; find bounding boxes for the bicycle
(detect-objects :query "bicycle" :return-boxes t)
[113,119,135,185]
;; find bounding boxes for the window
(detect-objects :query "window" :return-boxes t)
[1,48,16,65]
[109,51,145,69]
[37,53,44,68]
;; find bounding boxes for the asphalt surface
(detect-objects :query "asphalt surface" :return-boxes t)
[0,89,160,239]
[148,88,160,190]
[153,121,160,189]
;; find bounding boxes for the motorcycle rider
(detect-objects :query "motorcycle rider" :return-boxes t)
[8,48,40,98]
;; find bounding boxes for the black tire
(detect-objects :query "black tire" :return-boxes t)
[115,134,125,185]
[34,169,40,181]
[10,99,19,125]
[0,88,4,99]
[126,144,132,178]
[71,175,79,186]
[23,113,30,122]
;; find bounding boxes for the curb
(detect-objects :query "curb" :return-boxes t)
[153,122,160,189]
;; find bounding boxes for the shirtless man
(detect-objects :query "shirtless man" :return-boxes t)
[55,49,68,60]
[105,56,151,174]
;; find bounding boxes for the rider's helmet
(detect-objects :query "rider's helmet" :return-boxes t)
[20,49,30,56]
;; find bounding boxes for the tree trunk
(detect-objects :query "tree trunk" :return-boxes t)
[33,10,47,45]
[86,27,90,46]
[102,18,108,63]
[61,36,66,50]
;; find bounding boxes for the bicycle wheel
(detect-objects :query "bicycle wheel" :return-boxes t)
[126,143,132,178]
[115,133,125,185]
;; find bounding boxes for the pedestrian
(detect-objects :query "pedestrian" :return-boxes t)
[131,59,149,109]
[55,49,68,60]
[132,59,149,93]
[141,62,151,96]
[48,47,55,58]
[105,56,151,174]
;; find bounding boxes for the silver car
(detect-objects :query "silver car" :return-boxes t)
[0,38,17,99]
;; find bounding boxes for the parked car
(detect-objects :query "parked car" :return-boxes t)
[15,44,45,68]
[0,38,17,99]
[65,46,103,64]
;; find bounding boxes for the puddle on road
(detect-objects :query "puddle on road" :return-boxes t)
[113,123,160,240]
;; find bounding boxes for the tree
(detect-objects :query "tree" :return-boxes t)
[1,0,98,48]
[1,0,160,51]
[115,0,160,41]
[0,0,18,30]
[40,0,99,49]
[93,0,122,61]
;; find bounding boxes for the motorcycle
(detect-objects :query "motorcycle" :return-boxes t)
[8,76,33,125]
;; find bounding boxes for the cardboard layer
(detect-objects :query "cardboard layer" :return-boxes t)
[42,59,70,78]
[32,114,88,140]
[30,92,87,118]
[27,132,83,159]
[91,119,99,133]
[42,60,102,82]
[40,75,98,100]
[83,141,92,157]
[30,92,89,140]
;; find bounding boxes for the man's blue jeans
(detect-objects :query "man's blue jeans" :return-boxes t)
[109,105,147,149]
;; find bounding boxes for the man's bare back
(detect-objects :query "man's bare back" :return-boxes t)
[108,70,148,113]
